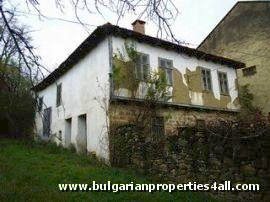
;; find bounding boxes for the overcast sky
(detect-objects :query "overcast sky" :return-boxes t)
[8,0,247,74]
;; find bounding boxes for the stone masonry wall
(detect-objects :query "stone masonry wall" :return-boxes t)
[109,102,270,201]
[109,102,236,135]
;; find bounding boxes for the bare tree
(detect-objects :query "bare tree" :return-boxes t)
[1,0,180,84]
[35,0,179,39]
[0,4,47,85]
[0,0,180,138]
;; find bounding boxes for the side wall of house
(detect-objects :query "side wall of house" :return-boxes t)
[35,38,111,161]
[112,36,239,111]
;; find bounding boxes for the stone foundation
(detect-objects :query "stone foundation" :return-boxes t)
[109,101,236,135]
[109,101,270,201]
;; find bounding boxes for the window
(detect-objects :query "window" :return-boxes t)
[242,66,256,77]
[151,117,165,138]
[196,119,205,132]
[159,58,173,85]
[58,130,62,141]
[135,53,150,81]
[37,96,43,112]
[218,72,229,94]
[201,68,212,91]
[56,83,62,107]
[43,107,51,137]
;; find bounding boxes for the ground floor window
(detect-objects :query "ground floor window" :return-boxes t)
[151,116,165,138]
[43,107,51,137]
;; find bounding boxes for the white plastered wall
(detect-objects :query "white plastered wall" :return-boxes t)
[35,38,111,161]
[112,36,239,110]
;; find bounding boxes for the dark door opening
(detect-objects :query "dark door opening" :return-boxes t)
[77,114,87,153]
[43,107,52,137]
[65,118,72,147]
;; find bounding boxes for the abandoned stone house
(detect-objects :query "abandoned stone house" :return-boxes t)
[34,20,245,161]
[198,1,270,115]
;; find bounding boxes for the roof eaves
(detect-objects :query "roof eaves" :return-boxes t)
[109,25,244,67]
[33,23,245,91]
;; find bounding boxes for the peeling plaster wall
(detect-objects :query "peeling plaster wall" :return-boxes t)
[35,39,110,161]
[112,36,239,110]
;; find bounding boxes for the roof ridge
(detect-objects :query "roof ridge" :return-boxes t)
[109,23,244,65]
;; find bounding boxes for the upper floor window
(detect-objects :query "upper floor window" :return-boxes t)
[37,96,43,112]
[218,72,229,95]
[56,83,62,107]
[135,53,150,81]
[242,66,256,77]
[201,68,212,91]
[158,58,173,85]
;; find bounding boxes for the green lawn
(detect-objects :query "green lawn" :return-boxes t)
[0,138,216,201]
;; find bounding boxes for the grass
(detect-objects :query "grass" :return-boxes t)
[0,138,216,201]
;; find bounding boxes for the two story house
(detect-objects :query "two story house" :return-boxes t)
[34,21,245,161]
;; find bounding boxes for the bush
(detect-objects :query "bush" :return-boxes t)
[0,62,35,138]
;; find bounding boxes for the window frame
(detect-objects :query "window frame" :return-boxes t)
[135,52,150,81]
[242,65,256,77]
[218,71,229,95]
[37,96,43,112]
[151,116,165,138]
[56,83,62,107]
[200,67,212,92]
[158,57,173,86]
[196,119,206,132]
[43,107,52,137]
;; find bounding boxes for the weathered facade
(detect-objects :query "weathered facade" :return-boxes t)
[112,36,241,111]
[109,102,236,136]
[198,1,270,114]
[34,21,244,161]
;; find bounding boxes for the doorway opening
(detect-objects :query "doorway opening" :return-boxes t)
[43,107,52,138]
[77,114,87,153]
[65,118,72,147]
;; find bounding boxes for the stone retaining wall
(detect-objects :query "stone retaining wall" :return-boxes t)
[109,102,270,201]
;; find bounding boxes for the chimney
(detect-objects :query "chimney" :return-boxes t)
[132,20,146,34]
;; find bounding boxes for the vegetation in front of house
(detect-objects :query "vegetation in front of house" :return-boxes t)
[0,13,37,138]
[110,45,270,201]
[0,62,35,137]
[0,138,215,202]
[110,40,171,137]
[110,107,270,201]
[112,41,170,101]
